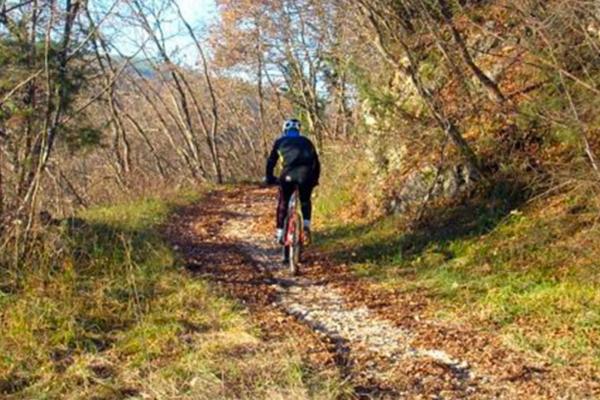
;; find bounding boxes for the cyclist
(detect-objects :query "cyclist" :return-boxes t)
[265,118,320,246]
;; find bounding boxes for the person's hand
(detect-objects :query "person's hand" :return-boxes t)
[265,176,278,186]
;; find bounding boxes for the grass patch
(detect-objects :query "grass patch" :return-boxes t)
[0,191,343,399]
[316,182,600,370]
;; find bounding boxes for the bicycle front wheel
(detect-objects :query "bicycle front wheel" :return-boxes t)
[288,220,300,275]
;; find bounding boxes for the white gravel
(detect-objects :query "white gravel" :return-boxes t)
[221,195,475,385]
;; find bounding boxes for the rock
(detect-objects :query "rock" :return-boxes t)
[389,163,477,215]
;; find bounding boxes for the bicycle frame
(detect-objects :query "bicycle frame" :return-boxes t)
[283,186,304,274]
[284,188,304,246]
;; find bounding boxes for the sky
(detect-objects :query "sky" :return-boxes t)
[104,0,217,65]
[177,0,216,23]
[168,0,217,65]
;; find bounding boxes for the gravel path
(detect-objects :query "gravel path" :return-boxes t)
[221,194,485,396]
[167,187,600,399]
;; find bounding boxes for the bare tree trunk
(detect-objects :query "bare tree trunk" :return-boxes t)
[45,165,87,208]
[127,73,201,179]
[175,69,221,180]
[87,16,132,178]
[132,64,201,168]
[256,20,269,158]
[437,0,505,103]
[15,0,40,202]
[263,65,287,120]
[163,74,207,176]
[122,112,168,180]
[42,0,81,167]
[0,130,4,221]
[171,0,224,183]
[534,26,600,183]
[218,95,262,174]
[17,0,81,232]
[130,0,208,180]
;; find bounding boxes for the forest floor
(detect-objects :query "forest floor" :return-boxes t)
[165,185,600,399]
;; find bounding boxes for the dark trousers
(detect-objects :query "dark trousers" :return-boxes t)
[277,180,314,229]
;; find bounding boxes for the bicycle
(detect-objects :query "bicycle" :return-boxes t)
[282,184,304,275]
[266,177,305,275]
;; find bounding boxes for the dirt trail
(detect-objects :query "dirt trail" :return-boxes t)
[166,186,599,399]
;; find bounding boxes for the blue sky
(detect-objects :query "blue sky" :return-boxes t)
[103,0,217,63]
[176,0,216,24]
[169,0,217,64]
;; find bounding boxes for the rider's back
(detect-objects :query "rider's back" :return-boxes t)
[266,121,321,187]
[275,135,317,172]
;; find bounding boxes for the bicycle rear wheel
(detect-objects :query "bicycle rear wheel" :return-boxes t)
[288,218,300,275]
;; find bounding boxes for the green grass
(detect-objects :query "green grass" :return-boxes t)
[0,191,344,399]
[315,184,600,370]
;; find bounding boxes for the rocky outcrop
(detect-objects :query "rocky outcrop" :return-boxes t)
[388,163,477,214]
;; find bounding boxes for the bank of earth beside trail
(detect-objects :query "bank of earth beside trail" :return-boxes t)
[313,155,600,377]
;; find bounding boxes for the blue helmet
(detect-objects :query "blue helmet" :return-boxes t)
[283,118,301,135]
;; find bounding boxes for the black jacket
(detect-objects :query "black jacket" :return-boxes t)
[266,135,320,185]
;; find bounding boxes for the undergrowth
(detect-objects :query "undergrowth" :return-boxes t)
[0,190,342,399]
[315,153,600,371]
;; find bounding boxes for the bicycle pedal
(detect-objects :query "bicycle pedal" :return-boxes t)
[304,229,312,245]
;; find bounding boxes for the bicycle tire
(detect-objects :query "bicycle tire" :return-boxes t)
[289,218,299,275]
[283,245,290,262]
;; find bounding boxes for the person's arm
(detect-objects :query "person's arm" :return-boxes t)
[313,144,321,186]
[265,139,280,183]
